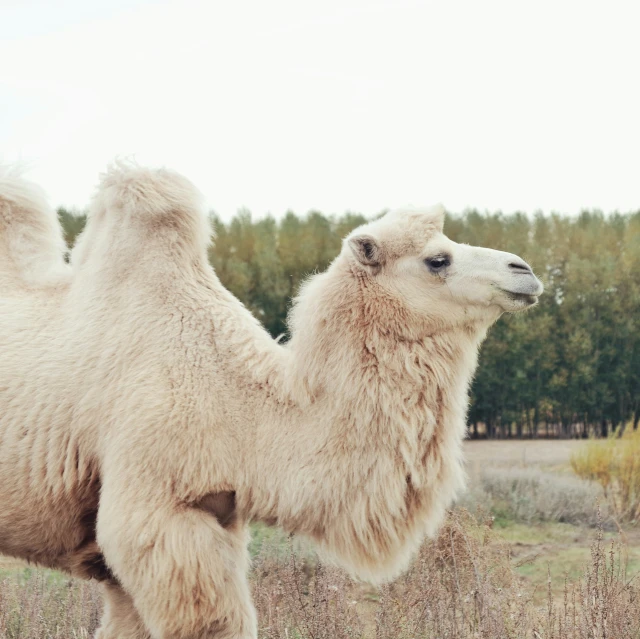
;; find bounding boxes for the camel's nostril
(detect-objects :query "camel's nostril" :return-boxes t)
[509,262,532,274]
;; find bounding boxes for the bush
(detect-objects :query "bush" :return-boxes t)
[474,467,606,526]
[571,427,640,522]
[458,466,606,526]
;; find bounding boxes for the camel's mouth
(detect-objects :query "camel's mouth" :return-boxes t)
[499,290,539,310]
[495,272,543,312]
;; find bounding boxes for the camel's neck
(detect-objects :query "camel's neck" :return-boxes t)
[244,257,488,581]
[283,258,485,411]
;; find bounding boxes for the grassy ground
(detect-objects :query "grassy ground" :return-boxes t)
[463,439,640,605]
[499,521,640,601]
[0,556,29,574]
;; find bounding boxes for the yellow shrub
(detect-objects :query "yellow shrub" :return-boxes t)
[571,426,640,522]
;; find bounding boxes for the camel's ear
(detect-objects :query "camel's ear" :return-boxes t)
[430,203,445,232]
[348,234,384,267]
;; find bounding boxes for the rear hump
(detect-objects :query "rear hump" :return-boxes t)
[0,166,69,286]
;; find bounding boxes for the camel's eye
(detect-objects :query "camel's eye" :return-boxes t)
[425,255,451,272]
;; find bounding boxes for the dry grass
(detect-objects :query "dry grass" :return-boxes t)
[571,427,640,522]
[461,440,607,527]
[252,509,640,639]
[0,570,101,638]
[471,466,607,526]
[1,509,639,638]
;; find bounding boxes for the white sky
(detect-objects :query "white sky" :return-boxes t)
[1,0,639,218]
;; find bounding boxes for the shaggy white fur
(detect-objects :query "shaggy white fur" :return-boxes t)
[0,164,543,639]
[0,166,69,285]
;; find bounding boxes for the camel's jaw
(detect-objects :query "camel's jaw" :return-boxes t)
[489,261,544,313]
[495,275,543,312]
[499,290,540,312]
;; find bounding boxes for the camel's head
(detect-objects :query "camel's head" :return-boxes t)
[343,205,543,330]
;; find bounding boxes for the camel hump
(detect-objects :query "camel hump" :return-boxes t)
[87,162,212,253]
[0,165,69,286]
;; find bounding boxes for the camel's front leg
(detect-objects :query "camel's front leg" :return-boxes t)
[97,484,256,639]
[95,582,150,639]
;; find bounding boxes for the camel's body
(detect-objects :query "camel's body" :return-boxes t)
[0,165,542,638]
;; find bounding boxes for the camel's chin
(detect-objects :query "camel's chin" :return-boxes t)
[499,291,539,312]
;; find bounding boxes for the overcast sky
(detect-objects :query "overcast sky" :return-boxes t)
[1,0,638,218]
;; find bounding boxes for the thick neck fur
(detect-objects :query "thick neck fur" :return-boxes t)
[244,255,490,582]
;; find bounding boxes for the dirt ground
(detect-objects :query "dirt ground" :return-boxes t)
[463,438,583,476]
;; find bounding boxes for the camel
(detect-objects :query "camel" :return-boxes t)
[0,163,543,639]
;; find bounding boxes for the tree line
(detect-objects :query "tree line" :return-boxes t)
[58,207,640,438]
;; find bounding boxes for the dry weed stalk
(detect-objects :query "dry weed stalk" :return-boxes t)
[0,572,100,638]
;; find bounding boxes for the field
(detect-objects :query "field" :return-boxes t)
[464,440,640,600]
[1,439,639,638]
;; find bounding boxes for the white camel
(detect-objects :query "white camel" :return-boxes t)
[0,164,542,638]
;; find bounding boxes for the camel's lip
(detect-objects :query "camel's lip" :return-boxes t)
[499,289,539,307]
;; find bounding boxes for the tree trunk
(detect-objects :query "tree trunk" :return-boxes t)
[516,408,523,438]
